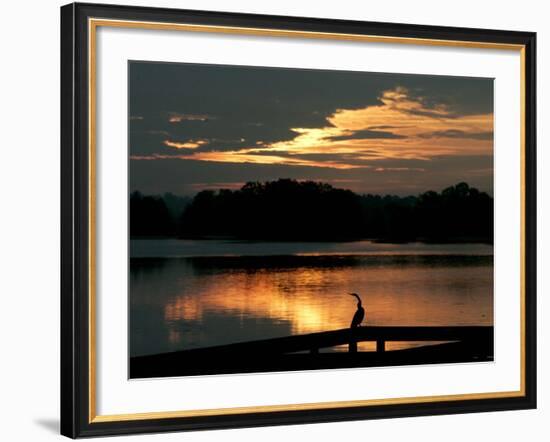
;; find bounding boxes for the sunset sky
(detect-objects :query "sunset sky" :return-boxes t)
[129,61,493,196]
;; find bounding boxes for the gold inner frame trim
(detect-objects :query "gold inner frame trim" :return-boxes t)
[88,17,527,424]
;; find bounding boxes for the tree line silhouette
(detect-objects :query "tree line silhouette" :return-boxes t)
[130,179,493,242]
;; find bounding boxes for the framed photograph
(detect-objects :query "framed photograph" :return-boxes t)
[60,2,536,438]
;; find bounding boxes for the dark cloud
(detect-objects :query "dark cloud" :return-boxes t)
[367,125,403,130]
[418,129,494,140]
[327,129,407,141]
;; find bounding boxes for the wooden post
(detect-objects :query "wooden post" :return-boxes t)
[349,329,357,353]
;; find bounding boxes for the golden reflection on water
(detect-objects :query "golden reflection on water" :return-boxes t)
[163,268,346,335]
[139,257,493,354]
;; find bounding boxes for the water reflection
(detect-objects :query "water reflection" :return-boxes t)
[130,251,493,357]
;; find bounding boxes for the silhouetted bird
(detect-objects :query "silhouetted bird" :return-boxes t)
[348,293,365,328]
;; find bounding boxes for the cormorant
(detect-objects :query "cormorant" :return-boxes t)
[348,293,365,328]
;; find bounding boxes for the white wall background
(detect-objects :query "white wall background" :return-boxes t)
[0,0,546,440]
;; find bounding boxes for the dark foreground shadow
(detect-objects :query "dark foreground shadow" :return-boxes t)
[130,326,494,378]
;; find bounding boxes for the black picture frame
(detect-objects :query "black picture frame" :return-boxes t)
[61,2,536,438]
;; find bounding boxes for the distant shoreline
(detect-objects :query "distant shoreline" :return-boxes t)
[131,181,494,242]
[130,235,493,245]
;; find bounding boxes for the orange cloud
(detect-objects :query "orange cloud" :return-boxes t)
[164,139,208,149]
[266,86,493,160]
[184,149,360,169]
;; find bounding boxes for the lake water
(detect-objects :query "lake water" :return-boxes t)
[130,239,493,357]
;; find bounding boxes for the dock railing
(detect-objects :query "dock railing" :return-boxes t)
[151,325,493,357]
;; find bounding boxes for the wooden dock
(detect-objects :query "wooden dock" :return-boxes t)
[130,326,493,378]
